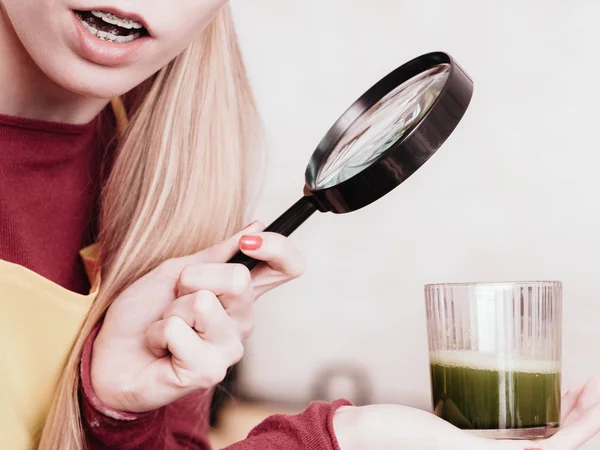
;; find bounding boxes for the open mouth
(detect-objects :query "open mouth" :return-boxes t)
[74,10,149,43]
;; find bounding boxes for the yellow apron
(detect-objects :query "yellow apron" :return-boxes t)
[0,99,129,449]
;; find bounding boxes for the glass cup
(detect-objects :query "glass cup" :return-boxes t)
[424,281,562,439]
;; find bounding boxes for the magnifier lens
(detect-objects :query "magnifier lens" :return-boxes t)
[227,52,473,271]
[315,63,451,189]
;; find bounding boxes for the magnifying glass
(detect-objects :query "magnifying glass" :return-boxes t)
[229,51,473,270]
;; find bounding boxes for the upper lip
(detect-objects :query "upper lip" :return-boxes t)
[76,6,153,36]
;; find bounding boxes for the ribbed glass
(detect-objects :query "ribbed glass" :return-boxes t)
[425,281,562,440]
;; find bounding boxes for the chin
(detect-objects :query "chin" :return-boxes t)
[43,61,144,100]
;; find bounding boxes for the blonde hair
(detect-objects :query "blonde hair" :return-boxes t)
[38,6,261,449]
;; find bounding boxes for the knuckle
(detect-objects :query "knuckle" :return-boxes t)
[221,314,240,337]
[287,254,306,279]
[178,265,199,291]
[199,364,227,388]
[191,291,216,316]
[175,358,228,390]
[212,366,228,386]
[163,316,183,340]
[239,321,255,340]
[230,341,245,364]
[229,264,252,296]
[156,258,181,278]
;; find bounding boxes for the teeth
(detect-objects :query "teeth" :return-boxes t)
[121,33,140,43]
[91,10,144,30]
[77,13,142,43]
[79,18,98,36]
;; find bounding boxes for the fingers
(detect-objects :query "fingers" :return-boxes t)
[162,290,239,343]
[490,439,547,450]
[145,317,229,395]
[239,231,306,280]
[151,222,305,305]
[152,222,265,280]
[563,377,600,428]
[578,377,600,412]
[562,385,586,424]
[145,312,244,393]
[146,316,207,370]
[183,221,266,266]
[548,401,600,450]
[544,378,600,450]
[176,263,254,319]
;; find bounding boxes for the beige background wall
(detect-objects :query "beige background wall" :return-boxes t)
[231,1,600,447]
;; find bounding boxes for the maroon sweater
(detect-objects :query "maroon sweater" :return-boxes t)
[0,110,350,449]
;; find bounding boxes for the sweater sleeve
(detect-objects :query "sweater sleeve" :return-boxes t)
[79,326,350,450]
[79,326,168,450]
[222,399,351,450]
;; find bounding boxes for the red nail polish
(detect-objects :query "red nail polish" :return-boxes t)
[243,221,257,230]
[240,235,262,251]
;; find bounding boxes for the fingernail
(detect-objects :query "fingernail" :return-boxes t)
[243,221,257,230]
[240,235,262,251]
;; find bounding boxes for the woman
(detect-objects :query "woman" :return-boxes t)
[0,0,598,449]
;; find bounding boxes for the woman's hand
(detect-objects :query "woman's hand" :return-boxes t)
[90,222,305,413]
[527,377,600,450]
[333,378,600,450]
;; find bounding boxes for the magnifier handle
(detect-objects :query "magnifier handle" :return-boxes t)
[228,196,318,270]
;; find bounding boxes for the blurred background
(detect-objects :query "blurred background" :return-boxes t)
[211,1,600,448]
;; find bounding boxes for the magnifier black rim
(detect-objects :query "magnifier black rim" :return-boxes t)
[305,51,467,194]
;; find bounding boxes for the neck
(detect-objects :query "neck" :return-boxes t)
[0,8,108,124]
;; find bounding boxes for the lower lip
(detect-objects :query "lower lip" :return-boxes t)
[70,11,151,67]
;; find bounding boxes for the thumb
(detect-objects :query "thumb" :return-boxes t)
[545,402,600,450]
[181,221,265,266]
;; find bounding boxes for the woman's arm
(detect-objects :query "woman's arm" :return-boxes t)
[80,374,600,450]
[81,348,349,450]
[79,327,169,450]
[223,379,600,450]
[333,404,483,450]
[332,379,600,450]
[76,222,600,450]
[222,400,351,450]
